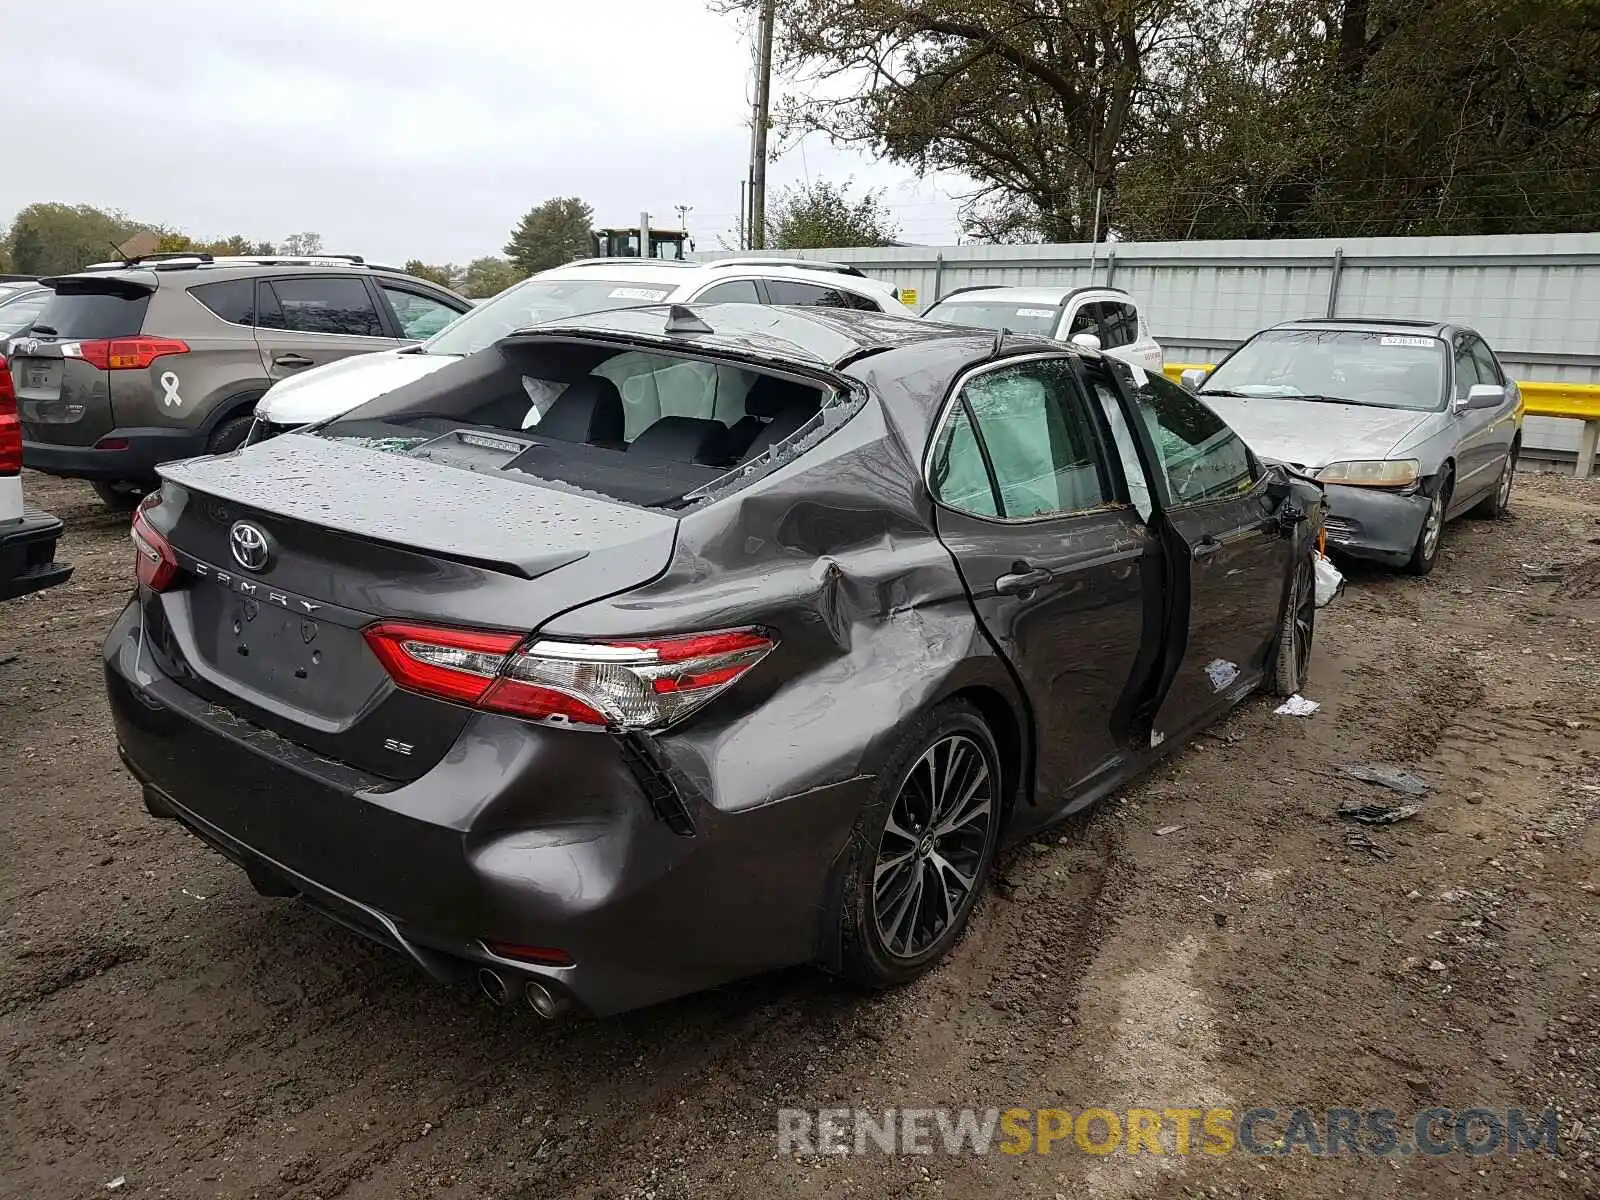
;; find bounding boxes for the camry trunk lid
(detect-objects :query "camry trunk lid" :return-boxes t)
[141,434,679,779]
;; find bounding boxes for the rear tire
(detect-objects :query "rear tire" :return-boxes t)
[91,481,146,511]
[1471,442,1517,519]
[1267,552,1316,697]
[834,700,1003,989]
[206,414,256,456]
[1405,468,1452,576]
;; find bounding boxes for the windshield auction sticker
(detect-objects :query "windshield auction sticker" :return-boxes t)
[1379,335,1436,347]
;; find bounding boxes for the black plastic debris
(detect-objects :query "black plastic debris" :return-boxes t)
[1344,830,1392,860]
[1337,763,1431,796]
[1338,801,1420,825]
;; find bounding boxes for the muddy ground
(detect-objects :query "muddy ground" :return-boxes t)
[1,469,1597,1200]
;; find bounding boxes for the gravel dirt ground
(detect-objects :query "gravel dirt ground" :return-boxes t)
[2,469,1596,1200]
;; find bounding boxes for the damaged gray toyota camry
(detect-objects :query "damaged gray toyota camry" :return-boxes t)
[105,303,1324,1018]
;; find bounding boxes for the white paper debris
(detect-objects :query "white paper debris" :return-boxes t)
[106,1178,126,1192]
[1274,694,1321,716]
[1313,552,1345,608]
[1154,825,1184,837]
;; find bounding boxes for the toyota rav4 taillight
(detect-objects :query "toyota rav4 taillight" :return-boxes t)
[72,337,191,372]
[362,623,775,731]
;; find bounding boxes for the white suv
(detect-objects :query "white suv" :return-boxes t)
[921,285,1164,372]
[253,257,911,432]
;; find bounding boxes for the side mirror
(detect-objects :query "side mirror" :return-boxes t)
[1179,367,1208,393]
[1070,331,1101,352]
[1461,382,1506,412]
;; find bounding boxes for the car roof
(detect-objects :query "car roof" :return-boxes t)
[46,255,437,290]
[1272,316,1459,338]
[539,257,899,295]
[928,284,1132,306]
[507,301,1045,372]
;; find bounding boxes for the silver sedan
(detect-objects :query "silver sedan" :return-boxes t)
[1182,318,1523,574]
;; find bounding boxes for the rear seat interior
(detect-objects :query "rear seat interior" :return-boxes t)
[520,364,822,467]
[436,343,827,469]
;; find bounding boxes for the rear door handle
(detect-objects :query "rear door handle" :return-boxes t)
[274,354,315,369]
[1192,536,1224,561]
[995,566,1053,595]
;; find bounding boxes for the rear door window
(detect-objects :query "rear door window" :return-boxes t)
[830,288,883,312]
[190,279,256,326]
[764,278,880,309]
[692,279,763,304]
[31,286,150,339]
[932,357,1112,519]
[258,277,386,337]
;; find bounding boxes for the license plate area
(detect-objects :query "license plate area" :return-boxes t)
[189,583,387,723]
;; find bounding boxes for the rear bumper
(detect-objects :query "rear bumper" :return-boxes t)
[24,427,209,482]
[1321,484,1432,567]
[0,504,73,601]
[103,600,867,1016]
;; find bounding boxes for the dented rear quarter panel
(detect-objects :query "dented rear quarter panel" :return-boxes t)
[540,339,1034,825]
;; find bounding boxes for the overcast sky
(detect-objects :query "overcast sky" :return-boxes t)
[2,0,966,262]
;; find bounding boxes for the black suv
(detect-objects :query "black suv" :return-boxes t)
[7,254,469,508]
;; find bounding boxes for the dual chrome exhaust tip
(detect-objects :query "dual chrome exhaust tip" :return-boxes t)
[476,967,571,1020]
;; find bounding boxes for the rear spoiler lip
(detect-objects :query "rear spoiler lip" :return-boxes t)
[39,272,157,297]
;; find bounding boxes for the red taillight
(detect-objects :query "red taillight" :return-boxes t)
[0,355,18,475]
[362,622,776,731]
[130,504,179,592]
[74,337,190,371]
[479,677,609,727]
[362,623,522,705]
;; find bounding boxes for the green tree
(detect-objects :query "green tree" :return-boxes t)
[766,179,899,248]
[459,256,524,299]
[719,0,1600,243]
[1,203,152,274]
[504,198,594,274]
[404,260,462,289]
[9,224,47,274]
[716,0,1203,243]
[281,231,324,256]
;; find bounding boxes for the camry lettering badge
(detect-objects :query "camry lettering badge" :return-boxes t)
[229,522,271,572]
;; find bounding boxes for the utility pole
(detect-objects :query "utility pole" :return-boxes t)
[748,0,776,251]
[675,204,692,233]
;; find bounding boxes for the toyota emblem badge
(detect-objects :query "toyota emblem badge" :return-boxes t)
[229,521,272,572]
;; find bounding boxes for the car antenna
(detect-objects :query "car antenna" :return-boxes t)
[665,305,714,336]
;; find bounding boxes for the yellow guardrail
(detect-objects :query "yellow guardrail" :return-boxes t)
[1163,363,1600,477]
